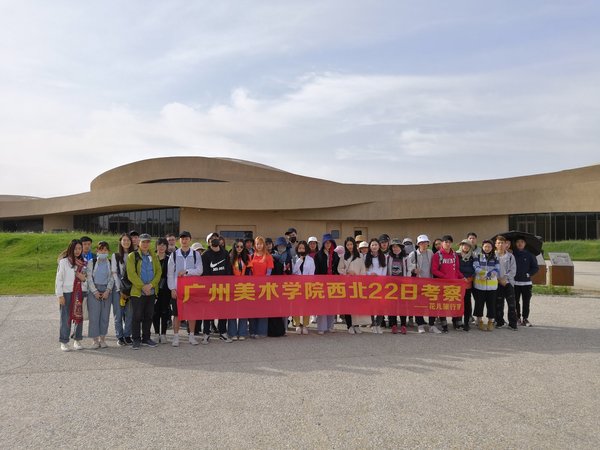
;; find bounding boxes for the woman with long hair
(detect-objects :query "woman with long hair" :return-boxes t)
[55,239,86,351]
[473,240,500,331]
[248,236,274,338]
[111,233,133,346]
[337,237,367,334]
[292,240,315,334]
[229,239,251,340]
[314,234,340,334]
[364,238,387,334]
[387,238,409,334]
[153,237,171,344]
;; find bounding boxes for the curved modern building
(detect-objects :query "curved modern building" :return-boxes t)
[1,157,600,242]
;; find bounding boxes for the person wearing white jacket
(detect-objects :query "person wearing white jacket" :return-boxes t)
[166,231,203,347]
[364,239,387,334]
[55,239,87,351]
[292,241,315,334]
[337,237,368,334]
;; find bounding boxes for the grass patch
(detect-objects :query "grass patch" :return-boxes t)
[542,240,600,261]
[532,285,573,296]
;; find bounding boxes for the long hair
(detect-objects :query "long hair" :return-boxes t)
[365,238,386,268]
[58,239,83,266]
[117,233,132,264]
[389,243,407,260]
[343,237,360,261]
[295,240,308,255]
[254,236,267,256]
[230,239,250,265]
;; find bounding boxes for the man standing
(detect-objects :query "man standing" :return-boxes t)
[166,233,178,254]
[467,232,481,257]
[495,236,518,330]
[129,230,140,252]
[431,235,464,333]
[513,237,539,326]
[201,233,234,344]
[80,236,94,263]
[167,231,203,347]
[127,233,161,349]
[285,228,298,258]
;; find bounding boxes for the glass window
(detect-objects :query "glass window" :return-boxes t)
[586,214,598,240]
[73,208,180,237]
[576,214,587,240]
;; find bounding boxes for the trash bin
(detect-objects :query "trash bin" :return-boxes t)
[548,253,574,286]
[531,254,547,285]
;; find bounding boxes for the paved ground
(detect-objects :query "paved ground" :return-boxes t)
[573,261,600,292]
[0,295,599,449]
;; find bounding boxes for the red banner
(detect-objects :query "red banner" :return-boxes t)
[177,275,466,320]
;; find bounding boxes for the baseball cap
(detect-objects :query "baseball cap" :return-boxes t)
[285,227,297,235]
[378,234,390,242]
[179,231,192,238]
[139,233,151,242]
[206,232,219,243]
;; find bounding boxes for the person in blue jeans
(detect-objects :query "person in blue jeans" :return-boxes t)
[86,241,115,349]
[111,233,134,345]
[55,239,87,351]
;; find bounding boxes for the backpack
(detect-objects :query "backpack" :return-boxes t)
[120,252,142,296]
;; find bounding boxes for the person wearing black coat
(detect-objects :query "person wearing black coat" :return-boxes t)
[513,238,539,326]
[314,234,340,334]
[456,239,475,331]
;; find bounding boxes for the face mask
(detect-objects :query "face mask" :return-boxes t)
[211,239,220,248]
[97,253,108,260]
[289,236,297,243]
[297,251,306,256]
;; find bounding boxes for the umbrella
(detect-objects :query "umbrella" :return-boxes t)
[490,230,543,256]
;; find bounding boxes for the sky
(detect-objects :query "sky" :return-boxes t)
[1,0,599,198]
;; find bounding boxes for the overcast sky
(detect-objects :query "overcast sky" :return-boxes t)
[1,1,599,197]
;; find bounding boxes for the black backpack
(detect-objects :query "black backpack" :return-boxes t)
[119,252,141,296]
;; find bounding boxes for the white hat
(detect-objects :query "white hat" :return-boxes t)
[402,237,413,244]
[206,232,218,244]
[191,242,204,251]
[358,241,369,249]
[307,236,318,243]
[416,234,430,245]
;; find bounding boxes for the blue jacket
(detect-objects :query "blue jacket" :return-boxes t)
[513,249,539,285]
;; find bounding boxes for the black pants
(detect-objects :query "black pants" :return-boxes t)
[428,316,447,326]
[415,316,426,326]
[514,285,533,319]
[153,288,171,335]
[344,315,352,328]
[453,288,473,326]
[131,295,155,342]
[496,283,517,327]
[474,289,496,319]
[203,319,227,335]
[388,316,398,327]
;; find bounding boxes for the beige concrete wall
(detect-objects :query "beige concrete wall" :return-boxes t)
[43,214,73,232]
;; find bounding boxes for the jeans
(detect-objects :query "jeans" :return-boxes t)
[496,283,517,327]
[131,295,155,342]
[87,285,111,338]
[111,290,132,339]
[317,315,335,332]
[59,292,83,343]
[249,318,268,337]
[228,319,248,337]
[514,284,533,319]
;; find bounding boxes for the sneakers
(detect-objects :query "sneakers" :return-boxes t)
[417,325,426,334]
[442,325,449,334]
[391,325,398,334]
[172,335,180,347]
[463,324,470,332]
[348,326,356,334]
[328,327,336,333]
[142,339,158,348]
[60,343,70,352]
[201,335,210,345]
[517,318,523,326]
[496,322,505,329]
[296,327,303,335]
[400,326,407,335]
[117,337,126,346]
[429,325,441,334]
[73,340,83,350]
[302,327,309,335]
[91,340,100,350]
[508,324,518,331]
[372,326,378,334]
[487,321,494,331]
[132,340,141,350]
[189,335,199,346]
[317,331,325,335]
[238,335,247,341]
[160,334,168,344]
[219,333,233,343]
[354,326,362,334]
[99,340,108,349]
[124,337,133,345]
[523,319,532,327]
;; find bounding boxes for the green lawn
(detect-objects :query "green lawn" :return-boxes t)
[0,232,598,295]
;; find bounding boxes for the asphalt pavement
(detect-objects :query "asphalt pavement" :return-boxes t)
[0,294,599,449]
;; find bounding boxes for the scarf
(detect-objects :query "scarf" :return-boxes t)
[327,248,334,275]
[69,258,86,325]
[460,248,473,262]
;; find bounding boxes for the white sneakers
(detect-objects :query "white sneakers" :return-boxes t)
[172,335,180,347]
[201,335,210,345]
[348,326,356,334]
[417,325,426,333]
[302,327,308,335]
[296,327,303,334]
[429,325,442,334]
[73,340,83,350]
[160,334,168,344]
[371,326,383,334]
[99,340,108,349]
[90,341,100,349]
[189,335,199,345]
[60,343,70,352]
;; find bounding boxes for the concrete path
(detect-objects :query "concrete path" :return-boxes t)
[0,295,599,449]
[573,261,600,291]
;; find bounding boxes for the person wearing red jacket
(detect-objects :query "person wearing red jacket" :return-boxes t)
[430,235,464,333]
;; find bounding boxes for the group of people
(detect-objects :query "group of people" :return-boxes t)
[55,228,539,352]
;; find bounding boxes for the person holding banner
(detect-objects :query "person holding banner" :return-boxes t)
[364,238,387,334]
[407,235,433,334]
[338,237,367,334]
[314,233,340,334]
[167,231,203,347]
[292,240,315,334]
[248,236,274,338]
[387,238,410,334]
[431,235,463,333]
[228,240,251,340]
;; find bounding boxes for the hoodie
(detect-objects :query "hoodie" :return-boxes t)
[201,248,232,276]
[513,248,539,285]
[431,248,463,280]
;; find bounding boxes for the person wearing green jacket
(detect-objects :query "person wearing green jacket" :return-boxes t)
[127,233,162,349]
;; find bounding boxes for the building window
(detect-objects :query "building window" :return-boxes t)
[141,178,226,184]
[0,218,43,232]
[330,229,340,239]
[74,208,180,236]
[509,212,599,241]
[219,230,254,241]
